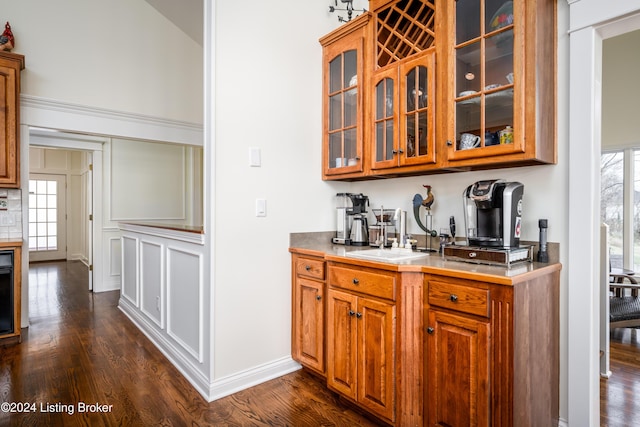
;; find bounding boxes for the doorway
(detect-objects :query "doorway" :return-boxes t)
[28,174,67,262]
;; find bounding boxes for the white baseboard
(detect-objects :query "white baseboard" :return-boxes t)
[207,357,302,402]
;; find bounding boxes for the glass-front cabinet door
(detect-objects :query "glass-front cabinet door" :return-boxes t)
[371,50,436,170]
[446,0,524,161]
[321,16,369,178]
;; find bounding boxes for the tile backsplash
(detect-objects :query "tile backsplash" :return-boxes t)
[0,189,22,240]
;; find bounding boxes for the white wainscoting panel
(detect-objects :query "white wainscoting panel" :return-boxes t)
[167,246,203,363]
[121,236,138,306]
[140,240,164,328]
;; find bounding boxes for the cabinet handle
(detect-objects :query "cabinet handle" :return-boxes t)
[316,295,322,301]
[349,310,356,316]
[356,312,362,318]
[427,327,434,334]
[446,140,453,146]
[450,294,458,302]
[305,265,311,271]
[352,278,359,285]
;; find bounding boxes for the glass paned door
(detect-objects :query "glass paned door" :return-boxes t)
[29,174,67,262]
[454,0,515,151]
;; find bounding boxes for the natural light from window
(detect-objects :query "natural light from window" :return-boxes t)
[28,179,58,252]
[601,150,640,272]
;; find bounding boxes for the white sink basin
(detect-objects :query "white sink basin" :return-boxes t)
[345,248,430,262]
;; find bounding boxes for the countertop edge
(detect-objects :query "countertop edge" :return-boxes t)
[291,245,562,285]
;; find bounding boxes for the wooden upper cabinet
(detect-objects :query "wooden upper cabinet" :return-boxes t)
[0,52,24,188]
[371,49,436,172]
[437,0,556,168]
[320,0,556,180]
[320,13,372,180]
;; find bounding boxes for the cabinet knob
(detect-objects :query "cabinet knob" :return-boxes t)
[305,265,311,271]
[352,278,359,285]
[349,310,356,316]
[356,312,362,318]
[427,327,434,334]
[446,140,453,146]
[450,294,458,302]
[316,295,322,301]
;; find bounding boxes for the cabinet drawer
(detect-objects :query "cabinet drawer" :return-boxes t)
[295,257,325,280]
[428,281,489,318]
[329,265,396,301]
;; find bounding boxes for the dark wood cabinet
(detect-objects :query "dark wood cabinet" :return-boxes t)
[0,52,24,188]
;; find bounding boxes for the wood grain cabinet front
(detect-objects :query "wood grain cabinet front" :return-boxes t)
[424,272,560,426]
[326,288,396,422]
[291,254,326,375]
[0,52,25,188]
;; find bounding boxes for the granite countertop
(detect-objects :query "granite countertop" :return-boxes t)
[290,231,561,285]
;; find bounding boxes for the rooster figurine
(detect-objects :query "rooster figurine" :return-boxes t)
[412,185,437,235]
[0,22,14,52]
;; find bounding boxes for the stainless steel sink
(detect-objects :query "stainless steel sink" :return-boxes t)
[344,248,430,262]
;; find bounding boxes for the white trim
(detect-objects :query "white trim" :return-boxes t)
[207,358,302,402]
[118,222,204,245]
[21,95,203,146]
[568,2,640,426]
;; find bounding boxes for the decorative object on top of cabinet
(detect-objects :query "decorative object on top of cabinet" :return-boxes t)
[0,22,14,52]
[320,12,372,180]
[328,0,367,23]
[0,52,25,188]
[438,0,556,168]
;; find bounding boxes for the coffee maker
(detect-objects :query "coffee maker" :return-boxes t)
[332,193,369,246]
[463,179,523,248]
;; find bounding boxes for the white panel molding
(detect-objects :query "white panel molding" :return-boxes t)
[118,298,211,400]
[120,236,139,307]
[140,240,165,329]
[166,246,204,363]
[108,235,123,277]
[21,95,203,146]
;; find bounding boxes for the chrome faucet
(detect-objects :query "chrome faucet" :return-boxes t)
[394,208,407,247]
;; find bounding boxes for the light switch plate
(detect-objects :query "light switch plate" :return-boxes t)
[256,199,266,217]
[250,147,261,167]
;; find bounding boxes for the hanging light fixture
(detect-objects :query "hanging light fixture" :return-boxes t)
[329,0,367,23]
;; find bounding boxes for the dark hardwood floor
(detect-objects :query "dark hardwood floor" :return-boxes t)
[602,328,640,427]
[0,261,382,426]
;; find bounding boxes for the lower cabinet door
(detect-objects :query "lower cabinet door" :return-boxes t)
[327,289,358,399]
[296,277,325,373]
[357,297,396,421]
[426,309,490,427]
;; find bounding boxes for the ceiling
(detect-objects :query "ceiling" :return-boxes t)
[144,0,203,46]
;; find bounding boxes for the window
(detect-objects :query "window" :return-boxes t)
[28,179,58,251]
[601,149,640,271]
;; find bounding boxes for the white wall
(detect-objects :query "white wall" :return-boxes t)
[602,29,640,150]
[0,0,203,124]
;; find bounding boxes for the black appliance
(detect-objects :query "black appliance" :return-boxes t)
[463,179,524,248]
[0,250,14,335]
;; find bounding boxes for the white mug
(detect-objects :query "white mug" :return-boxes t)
[459,133,481,150]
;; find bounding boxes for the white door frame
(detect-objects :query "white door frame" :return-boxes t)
[567,1,640,426]
[26,129,105,294]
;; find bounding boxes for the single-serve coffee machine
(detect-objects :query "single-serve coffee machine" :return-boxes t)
[463,179,523,248]
[333,193,369,246]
